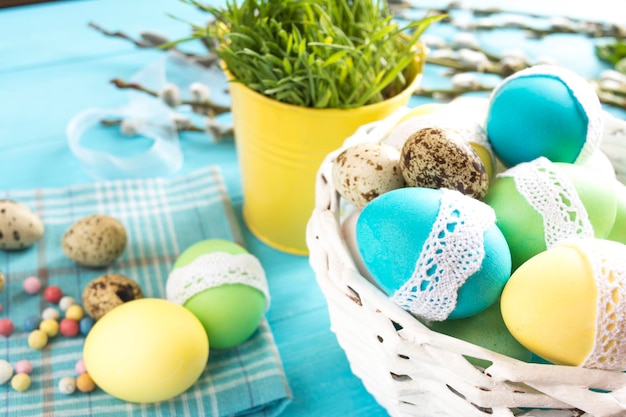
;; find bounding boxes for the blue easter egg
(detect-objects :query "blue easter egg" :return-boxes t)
[486,65,602,168]
[356,187,511,321]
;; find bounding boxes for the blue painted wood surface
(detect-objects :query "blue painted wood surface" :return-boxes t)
[0,1,622,416]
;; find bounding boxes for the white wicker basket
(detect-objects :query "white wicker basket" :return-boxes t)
[306,106,626,417]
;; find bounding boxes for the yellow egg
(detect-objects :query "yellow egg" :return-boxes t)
[396,102,444,125]
[501,238,626,370]
[83,298,209,403]
[469,142,496,183]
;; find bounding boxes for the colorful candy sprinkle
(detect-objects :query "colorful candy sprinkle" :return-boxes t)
[14,360,32,375]
[65,305,84,321]
[59,296,75,311]
[28,329,48,349]
[59,318,79,337]
[0,318,14,337]
[40,319,59,337]
[0,271,5,293]
[79,317,94,335]
[76,373,96,393]
[44,286,63,304]
[11,373,31,392]
[0,359,13,385]
[23,276,42,295]
[41,307,60,321]
[23,315,42,332]
[75,359,87,375]
[58,376,76,394]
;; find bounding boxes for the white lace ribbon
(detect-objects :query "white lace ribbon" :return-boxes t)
[166,252,270,310]
[391,189,495,321]
[570,239,626,370]
[500,157,594,249]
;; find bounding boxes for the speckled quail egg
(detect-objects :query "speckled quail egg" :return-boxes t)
[0,199,44,250]
[62,214,127,268]
[400,127,489,199]
[332,142,405,209]
[82,273,144,320]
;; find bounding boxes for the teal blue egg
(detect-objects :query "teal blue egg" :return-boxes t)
[486,65,601,167]
[356,187,511,321]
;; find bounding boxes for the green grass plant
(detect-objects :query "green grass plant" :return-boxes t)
[183,0,441,108]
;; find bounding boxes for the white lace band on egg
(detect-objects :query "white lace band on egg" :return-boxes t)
[489,65,603,164]
[166,252,270,310]
[500,157,594,249]
[572,239,626,370]
[391,189,495,321]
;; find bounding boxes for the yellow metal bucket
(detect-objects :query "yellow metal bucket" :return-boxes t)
[228,53,424,255]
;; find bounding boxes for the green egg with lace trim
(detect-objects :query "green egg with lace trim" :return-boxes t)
[483,158,617,272]
[608,180,626,245]
[166,239,269,349]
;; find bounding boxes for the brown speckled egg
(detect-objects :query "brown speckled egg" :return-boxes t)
[0,199,44,250]
[62,214,127,268]
[332,142,405,209]
[82,273,143,320]
[400,127,489,199]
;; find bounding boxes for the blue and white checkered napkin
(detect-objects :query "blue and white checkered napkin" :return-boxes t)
[0,166,292,417]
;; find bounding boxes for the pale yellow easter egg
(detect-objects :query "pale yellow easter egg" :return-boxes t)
[501,238,626,370]
[501,243,597,366]
[396,102,444,125]
[83,298,209,403]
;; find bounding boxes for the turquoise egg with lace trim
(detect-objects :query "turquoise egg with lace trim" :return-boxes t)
[355,187,511,322]
[486,65,603,168]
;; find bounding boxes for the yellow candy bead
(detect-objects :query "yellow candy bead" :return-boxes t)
[11,373,31,392]
[28,329,49,350]
[65,305,84,321]
[40,319,59,337]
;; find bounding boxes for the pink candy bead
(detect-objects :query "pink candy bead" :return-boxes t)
[23,276,42,294]
[75,359,87,375]
[14,360,33,375]
[0,318,14,337]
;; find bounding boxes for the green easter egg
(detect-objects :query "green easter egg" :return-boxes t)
[173,239,248,264]
[170,239,267,350]
[484,161,617,271]
[184,285,266,349]
[483,176,544,271]
[608,180,626,245]
[426,301,532,368]
[555,163,616,237]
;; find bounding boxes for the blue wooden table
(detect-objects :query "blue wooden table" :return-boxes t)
[0,1,622,416]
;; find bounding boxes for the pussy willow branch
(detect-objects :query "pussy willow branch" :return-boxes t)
[100,118,234,141]
[391,1,626,39]
[100,118,203,132]
[88,22,220,67]
[88,22,155,48]
[110,78,230,117]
